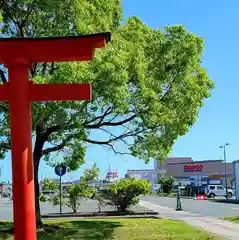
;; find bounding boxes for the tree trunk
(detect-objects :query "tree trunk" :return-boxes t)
[34,152,42,227]
[33,133,46,227]
[98,204,101,213]
[34,166,42,227]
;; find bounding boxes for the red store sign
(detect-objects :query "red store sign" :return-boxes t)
[184,164,203,172]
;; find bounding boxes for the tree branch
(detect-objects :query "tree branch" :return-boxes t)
[42,134,75,155]
[84,77,175,131]
[0,141,11,150]
[159,78,177,102]
[0,69,7,83]
[107,144,132,156]
[83,130,135,145]
[29,62,37,77]
[84,124,159,146]
[49,62,58,75]
[0,103,8,112]
[85,114,137,129]
[98,127,132,147]
[45,120,77,137]
[84,106,112,126]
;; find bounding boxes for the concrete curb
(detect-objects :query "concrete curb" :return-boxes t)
[151,195,194,200]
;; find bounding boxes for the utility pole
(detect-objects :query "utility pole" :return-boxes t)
[219,143,229,199]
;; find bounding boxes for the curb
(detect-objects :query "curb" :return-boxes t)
[154,195,194,200]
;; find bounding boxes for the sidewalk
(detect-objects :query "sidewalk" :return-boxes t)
[139,200,239,240]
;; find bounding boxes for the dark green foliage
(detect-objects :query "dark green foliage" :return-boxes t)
[158,176,175,194]
[106,178,150,212]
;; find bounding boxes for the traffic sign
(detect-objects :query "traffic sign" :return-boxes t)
[54,164,67,177]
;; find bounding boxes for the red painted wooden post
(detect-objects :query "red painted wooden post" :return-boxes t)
[7,61,36,240]
[0,32,110,240]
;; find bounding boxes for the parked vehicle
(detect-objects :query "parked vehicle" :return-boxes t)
[195,192,207,200]
[205,185,234,198]
[1,192,11,198]
[151,184,161,193]
[185,186,206,197]
[41,190,58,198]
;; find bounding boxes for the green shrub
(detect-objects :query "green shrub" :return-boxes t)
[65,183,92,213]
[106,178,150,212]
[158,176,175,194]
[157,192,169,197]
[168,192,177,197]
[91,189,107,213]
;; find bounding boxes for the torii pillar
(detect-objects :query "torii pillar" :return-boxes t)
[0,32,110,240]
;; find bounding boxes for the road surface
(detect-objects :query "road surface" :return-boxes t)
[0,198,147,220]
[2,196,239,221]
[141,196,239,218]
[0,198,99,220]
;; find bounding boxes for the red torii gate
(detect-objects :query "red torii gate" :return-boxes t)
[0,32,110,240]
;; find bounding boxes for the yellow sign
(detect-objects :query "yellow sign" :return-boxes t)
[208,175,224,179]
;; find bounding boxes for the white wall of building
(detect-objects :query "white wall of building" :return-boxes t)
[127,169,157,184]
[234,160,239,200]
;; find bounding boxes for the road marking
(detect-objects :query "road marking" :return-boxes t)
[0,205,12,208]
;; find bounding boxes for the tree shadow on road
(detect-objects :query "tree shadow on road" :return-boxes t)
[0,220,122,240]
[38,220,123,240]
[0,222,14,239]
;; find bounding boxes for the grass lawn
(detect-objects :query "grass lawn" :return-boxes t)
[224,215,239,223]
[0,218,220,240]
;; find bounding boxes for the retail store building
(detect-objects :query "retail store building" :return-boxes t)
[155,157,235,187]
[233,160,239,199]
[126,157,235,188]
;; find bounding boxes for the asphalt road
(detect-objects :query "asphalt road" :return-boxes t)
[0,198,147,221]
[0,198,99,221]
[141,196,239,218]
[2,196,239,221]
[0,199,114,220]
[0,199,12,220]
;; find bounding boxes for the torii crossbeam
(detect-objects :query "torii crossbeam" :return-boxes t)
[0,32,110,240]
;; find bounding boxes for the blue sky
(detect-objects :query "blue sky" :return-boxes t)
[1,0,239,182]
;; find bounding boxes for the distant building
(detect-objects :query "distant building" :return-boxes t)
[105,170,120,182]
[0,183,12,194]
[125,157,235,188]
[126,169,157,185]
[154,157,235,187]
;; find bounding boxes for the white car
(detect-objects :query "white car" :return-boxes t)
[205,185,234,198]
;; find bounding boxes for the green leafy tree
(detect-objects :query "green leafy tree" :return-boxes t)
[62,163,100,213]
[91,188,106,213]
[41,163,99,213]
[63,183,92,213]
[81,163,99,182]
[107,178,150,212]
[41,178,58,191]
[0,0,213,225]
[158,176,175,194]
[39,178,58,202]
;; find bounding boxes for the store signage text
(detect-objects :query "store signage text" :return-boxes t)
[184,165,203,172]
[106,171,119,178]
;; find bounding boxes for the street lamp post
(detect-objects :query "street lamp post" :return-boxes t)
[219,143,229,199]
